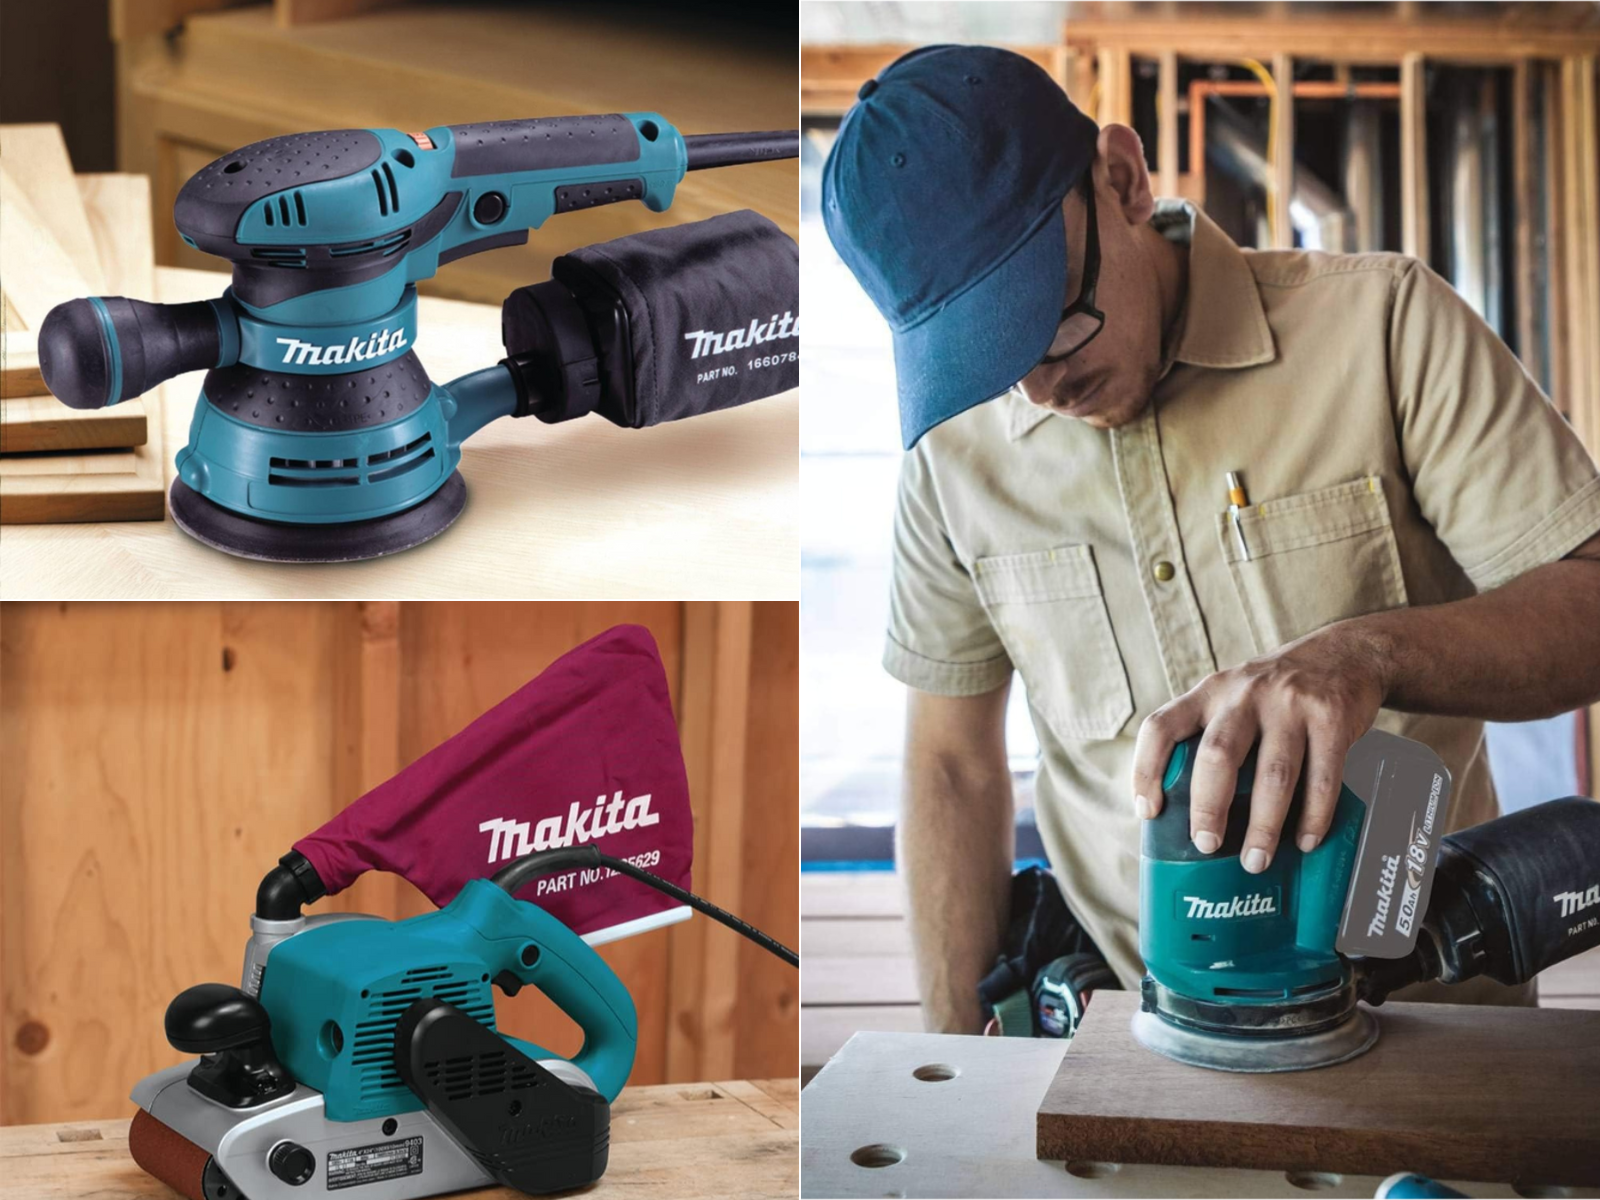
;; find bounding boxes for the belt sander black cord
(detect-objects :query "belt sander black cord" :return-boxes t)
[491,845,798,968]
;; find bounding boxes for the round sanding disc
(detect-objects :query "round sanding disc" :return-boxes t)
[1130,1005,1379,1073]
[169,473,466,563]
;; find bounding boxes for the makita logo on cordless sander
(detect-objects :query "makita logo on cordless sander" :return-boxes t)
[479,791,659,862]
[275,326,407,367]
[682,312,798,359]
[1183,892,1278,920]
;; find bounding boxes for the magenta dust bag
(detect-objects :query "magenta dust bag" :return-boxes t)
[294,624,693,939]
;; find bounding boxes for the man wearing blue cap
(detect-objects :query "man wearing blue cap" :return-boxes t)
[823,45,1600,1032]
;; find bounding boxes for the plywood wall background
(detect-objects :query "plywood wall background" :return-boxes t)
[0,600,798,1125]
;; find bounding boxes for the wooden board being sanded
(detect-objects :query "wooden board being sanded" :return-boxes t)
[1036,990,1600,1185]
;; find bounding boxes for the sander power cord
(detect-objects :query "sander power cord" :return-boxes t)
[491,845,798,967]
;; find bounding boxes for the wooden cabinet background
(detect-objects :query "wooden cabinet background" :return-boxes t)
[0,600,797,1125]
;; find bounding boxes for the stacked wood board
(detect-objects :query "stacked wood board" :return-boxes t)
[0,124,164,522]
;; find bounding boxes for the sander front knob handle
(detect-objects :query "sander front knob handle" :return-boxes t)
[165,983,269,1054]
[38,296,230,409]
[165,984,296,1108]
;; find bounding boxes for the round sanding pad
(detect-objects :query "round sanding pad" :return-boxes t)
[1130,1005,1379,1073]
[170,472,466,563]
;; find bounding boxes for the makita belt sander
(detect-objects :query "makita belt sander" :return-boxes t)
[37,116,798,561]
[1135,729,1600,1072]
[129,847,796,1199]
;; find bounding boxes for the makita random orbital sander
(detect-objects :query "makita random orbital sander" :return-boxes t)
[37,116,798,561]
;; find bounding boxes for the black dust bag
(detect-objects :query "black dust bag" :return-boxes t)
[501,209,798,429]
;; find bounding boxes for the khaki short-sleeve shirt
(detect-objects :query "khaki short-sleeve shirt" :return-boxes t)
[884,202,1600,989]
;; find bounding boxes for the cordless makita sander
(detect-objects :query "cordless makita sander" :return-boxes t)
[37,116,798,561]
[1136,730,1600,1073]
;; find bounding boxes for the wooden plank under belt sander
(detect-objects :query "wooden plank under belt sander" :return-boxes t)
[35,116,797,561]
[129,847,797,1199]
[1135,730,1600,1072]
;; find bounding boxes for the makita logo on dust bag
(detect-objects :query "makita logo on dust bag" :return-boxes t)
[682,311,798,359]
[292,625,694,938]
[480,791,660,862]
[1555,883,1600,920]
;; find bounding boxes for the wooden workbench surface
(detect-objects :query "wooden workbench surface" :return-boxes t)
[801,1029,1600,1199]
[0,268,797,600]
[2,1077,797,1199]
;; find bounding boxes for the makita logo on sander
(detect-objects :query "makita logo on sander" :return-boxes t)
[1183,892,1278,920]
[479,791,658,862]
[682,312,798,359]
[275,326,407,367]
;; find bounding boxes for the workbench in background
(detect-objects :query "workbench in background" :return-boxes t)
[3,1077,797,1199]
[112,0,797,306]
[0,267,798,598]
[802,1024,1599,1199]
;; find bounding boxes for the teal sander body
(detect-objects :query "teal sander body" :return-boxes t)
[1134,736,1378,1072]
[1133,733,1600,1074]
[259,878,637,1124]
[129,847,798,1198]
[37,117,797,561]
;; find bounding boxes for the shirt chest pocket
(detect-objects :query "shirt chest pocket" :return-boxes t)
[1219,475,1410,653]
[972,544,1134,742]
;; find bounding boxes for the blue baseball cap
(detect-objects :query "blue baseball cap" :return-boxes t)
[822,45,1100,449]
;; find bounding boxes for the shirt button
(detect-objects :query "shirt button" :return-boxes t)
[1153,560,1176,582]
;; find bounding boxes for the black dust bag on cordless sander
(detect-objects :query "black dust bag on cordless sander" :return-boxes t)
[501,208,798,428]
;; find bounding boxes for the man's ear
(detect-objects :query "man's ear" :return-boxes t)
[1097,124,1155,226]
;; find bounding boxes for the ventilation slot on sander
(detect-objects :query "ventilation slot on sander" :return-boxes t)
[425,1048,544,1101]
[351,967,494,1103]
[266,434,435,489]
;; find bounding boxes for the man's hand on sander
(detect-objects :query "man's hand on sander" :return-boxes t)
[1130,624,1390,874]
[1130,532,1600,875]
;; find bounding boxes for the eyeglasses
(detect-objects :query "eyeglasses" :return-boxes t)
[1038,179,1104,364]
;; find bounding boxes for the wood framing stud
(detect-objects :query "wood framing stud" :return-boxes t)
[1157,51,1179,199]
[1401,53,1429,263]
[1271,53,1295,250]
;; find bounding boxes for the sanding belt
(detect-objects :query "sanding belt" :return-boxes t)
[129,1107,210,1200]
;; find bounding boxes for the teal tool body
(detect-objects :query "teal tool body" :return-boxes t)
[129,846,797,1198]
[1141,736,1366,1007]
[259,878,637,1123]
[1135,731,1600,1073]
[38,117,797,561]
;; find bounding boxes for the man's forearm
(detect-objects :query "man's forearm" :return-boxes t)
[897,688,1014,1034]
[1344,553,1600,722]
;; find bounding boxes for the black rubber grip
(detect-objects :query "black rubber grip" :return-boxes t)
[39,297,222,409]
[447,114,640,178]
[554,178,644,214]
[683,131,798,169]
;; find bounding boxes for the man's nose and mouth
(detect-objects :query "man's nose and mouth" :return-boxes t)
[1053,371,1108,413]
[1023,360,1109,414]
